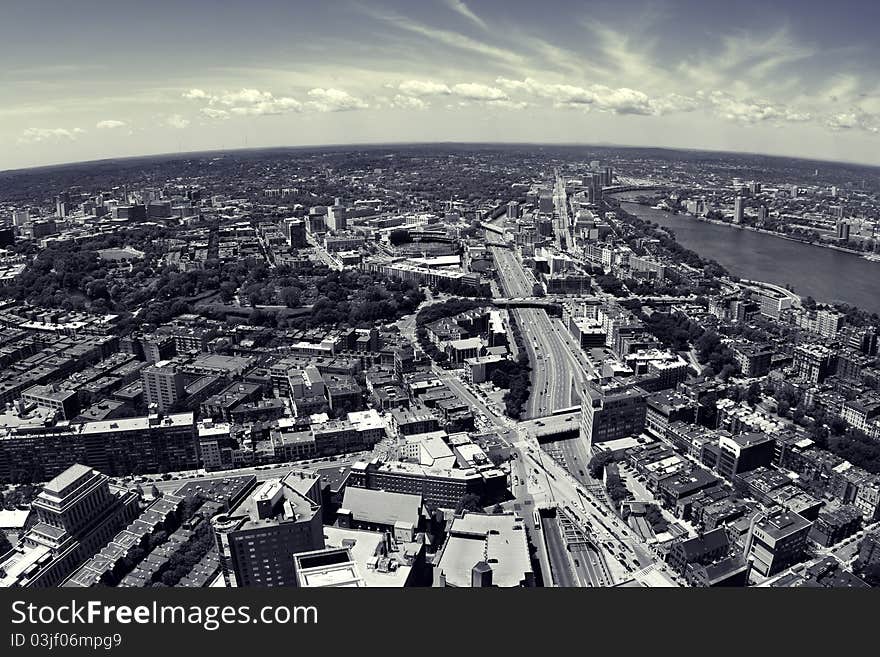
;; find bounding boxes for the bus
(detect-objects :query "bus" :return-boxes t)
[533,509,542,531]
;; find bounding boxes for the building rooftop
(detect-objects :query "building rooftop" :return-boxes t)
[341,487,422,528]
[436,513,532,588]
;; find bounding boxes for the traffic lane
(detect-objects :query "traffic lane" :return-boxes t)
[542,516,579,587]
[523,450,671,583]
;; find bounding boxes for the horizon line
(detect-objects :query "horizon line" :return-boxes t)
[4,139,880,177]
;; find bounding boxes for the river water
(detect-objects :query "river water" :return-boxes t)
[618,201,880,316]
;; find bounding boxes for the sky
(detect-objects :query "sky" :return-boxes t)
[3,0,880,170]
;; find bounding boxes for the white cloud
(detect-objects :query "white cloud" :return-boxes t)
[200,108,230,120]
[95,119,126,129]
[184,87,302,116]
[443,0,487,31]
[306,88,368,112]
[164,114,190,129]
[18,127,85,143]
[497,77,593,106]
[589,85,656,115]
[451,83,508,101]
[391,95,428,110]
[497,77,697,115]
[183,88,210,100]
[825,111,879,132]
[212,88,274,106]
[398,80,452,96]
[704,91,812,125]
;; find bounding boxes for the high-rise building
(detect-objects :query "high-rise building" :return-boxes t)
[733,196,744,224]
[213,471,324,587]
[507,201,521,219]
[326,205,347,231]
[745,509,812,578]
[11,209,29,227]
[142,361,186,413]
[55,192,70,218]
[815,307,845,338]
[283,218,307,248]
[792,344,838,383]
[580,381,647,448]
[749,181,762,195]
[0,464,138,587]
[836,220,850,241]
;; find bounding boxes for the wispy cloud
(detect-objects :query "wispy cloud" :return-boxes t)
[18,127,85,143]
[95,119,126,129]
[361,6,523,66]
[442,0,487,31]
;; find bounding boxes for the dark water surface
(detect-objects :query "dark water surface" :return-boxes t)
[620,201,880,315]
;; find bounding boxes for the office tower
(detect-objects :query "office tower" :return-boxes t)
[283,217,307,248]
[214,471,324,587]
[55,192,70,218]
[538,193,554,213]
[831,186,838,197]
[580,381,647,449]
[12,209,29,227]
[757,205,768,222]
[147,200,172,219]
[789,184,799,198]
[0,464,138,587]
[589,173,603,202]
[602,166,614,187]
[745,509,812,578]
[733,196,744,224]
[749,181,762,195]
[326,205,347,231]
[715,433,775,479]
[836,220,850,241]
[507,200,521,219]
[142,362,186,413]
[590,160,601,170]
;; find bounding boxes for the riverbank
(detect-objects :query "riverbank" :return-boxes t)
[616,201,880,315]
[628,199,872,258]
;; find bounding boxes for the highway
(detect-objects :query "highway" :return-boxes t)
[553,169,571,251]
[541,515,579,587]
[489,237,594,417]
[557,507,613,586]
[514,429,682,586]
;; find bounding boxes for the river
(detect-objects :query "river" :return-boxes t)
[617,201,880,316]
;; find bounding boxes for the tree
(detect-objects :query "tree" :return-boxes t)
[588,452,616,479]
[280,286,302,309]
[746,382,762,406]
[455,494,483,514]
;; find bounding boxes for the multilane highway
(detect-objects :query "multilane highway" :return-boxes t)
[489,234,594,418]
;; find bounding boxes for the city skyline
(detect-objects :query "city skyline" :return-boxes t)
[5,0,880,170]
